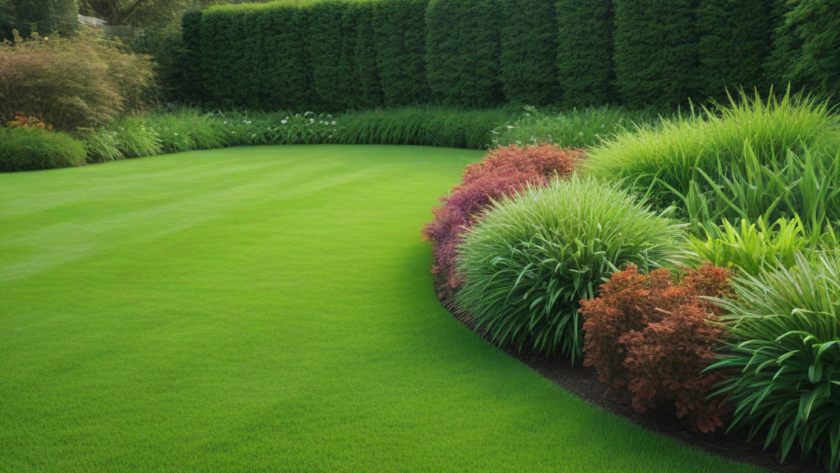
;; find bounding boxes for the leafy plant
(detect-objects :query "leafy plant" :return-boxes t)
[585,89,840,218]
[709,253,840,472]
[489,105,655,149]
[581,264,734,433]
[687,217,832,276]
[143,107,221,153]
[83,129,123,163]
[110,116,162,158]
[0,30,155,130]
[423,144,582,299]
[0,127,87,172]
[456,176,685,362]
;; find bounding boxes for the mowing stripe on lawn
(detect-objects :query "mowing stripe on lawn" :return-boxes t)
[0,145,761,472]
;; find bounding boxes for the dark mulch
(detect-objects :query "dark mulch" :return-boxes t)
[437,291,824,473]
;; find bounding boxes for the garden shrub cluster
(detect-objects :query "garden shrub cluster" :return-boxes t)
[183,0,837,110]
[432,92,840,471]
[0,126,86,172]
[455,177,684,362]
[0,30,155,130]
[422,144,582,299]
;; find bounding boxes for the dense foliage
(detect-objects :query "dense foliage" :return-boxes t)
[498,0,559,106]
[580,265,734,433]
[371,0,430,107]
[0,0,78,40]
[425,0,503,108]
[0,127,87,172]
[423,144,582,299]
[0,31,154,130]
[555,0,616,107]
[456,177,684,362]
[710,254,840,472]
[612,0,700,108]
[584,91,840,226]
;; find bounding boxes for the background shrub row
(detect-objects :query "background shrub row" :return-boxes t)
[183,0,839,111]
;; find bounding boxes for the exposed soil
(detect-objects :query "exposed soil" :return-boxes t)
[436,290,824,473]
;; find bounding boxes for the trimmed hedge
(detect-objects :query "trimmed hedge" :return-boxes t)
[372,0,430,107]
[425,0,503,107]
[613,0,701,108]
[697,0,773,100]
[556,0,617,107]
[499,0,560,106]
[182,0,835,111]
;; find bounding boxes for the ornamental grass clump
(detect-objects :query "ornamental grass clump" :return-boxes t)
[585,89,840,217]
[709,253,840,472]
[422,144,582,299]
[580,265,735,433]
[455,176,685,362]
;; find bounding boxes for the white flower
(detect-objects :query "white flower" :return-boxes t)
[174,133,179,136]
[327,114,333,118]
[281,119,288,124]
[507,126,514,129]
[331,121,336,125]
[224,121,227,124]
[310,119,314,123]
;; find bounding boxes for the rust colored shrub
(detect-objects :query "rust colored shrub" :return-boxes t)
[423,144,581,299]
[579,264,734,432]
[462,143,583,185]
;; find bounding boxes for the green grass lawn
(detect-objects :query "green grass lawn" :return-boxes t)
[0,145,762,472]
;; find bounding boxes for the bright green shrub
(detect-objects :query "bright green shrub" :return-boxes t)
[688,217,822,276]
[556,0,616,107]
[0,127,87,172]
[110,117,162,158]
[585,91,840,219]
[612,0,700,108]
[371,0,430,106]
[489,105,654,149]
[425,0,503,107]
[456,177,685,362]
[710,253,840,473]
[336,107,512,148]
[697,0,774,100]
[144,107,222,154]
[498,0,560,106]
[83,129,123,163]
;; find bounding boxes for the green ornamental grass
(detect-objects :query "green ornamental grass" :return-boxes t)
[456,176,685,362]
[709,253,840,472]
[0,127,87,172]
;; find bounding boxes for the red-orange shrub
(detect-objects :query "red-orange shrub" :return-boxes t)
[422,144,582,299]
[579,264,734,432]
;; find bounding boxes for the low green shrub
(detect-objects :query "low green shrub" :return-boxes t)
[687,217,833,276]
[211,111,340,147]
[143,107,222,154]
[585,90,840,219]
[710,253,840,472]
[83,129,122,163]
[489,106,655,149]
[456,176,685,362]
[0,127,87,172]
[110,116,162,158]
[336,107,513,149]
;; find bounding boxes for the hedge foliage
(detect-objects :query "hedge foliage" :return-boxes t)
[499,0,560,106]
[697,0,774,100]
[182,0,837,111]
[556,0,616,107]
[425,0,503,108]
[0,0,78,40]
[612,0,701,109]
[371,0,430,106]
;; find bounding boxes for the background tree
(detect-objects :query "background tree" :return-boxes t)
[0,0,78,40]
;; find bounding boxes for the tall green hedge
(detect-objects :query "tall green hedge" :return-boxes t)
[371,0,430,107]
[780,0,840,100]
[764,0,801,92]
[613,0,701,109]
[556,0,616,107]
[498,0,560,106]
[259,4,313,110]
[181,10,204,103]
[697,0,773,100]
[425,0,503,108]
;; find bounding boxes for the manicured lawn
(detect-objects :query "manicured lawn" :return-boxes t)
[0,145,761,472]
